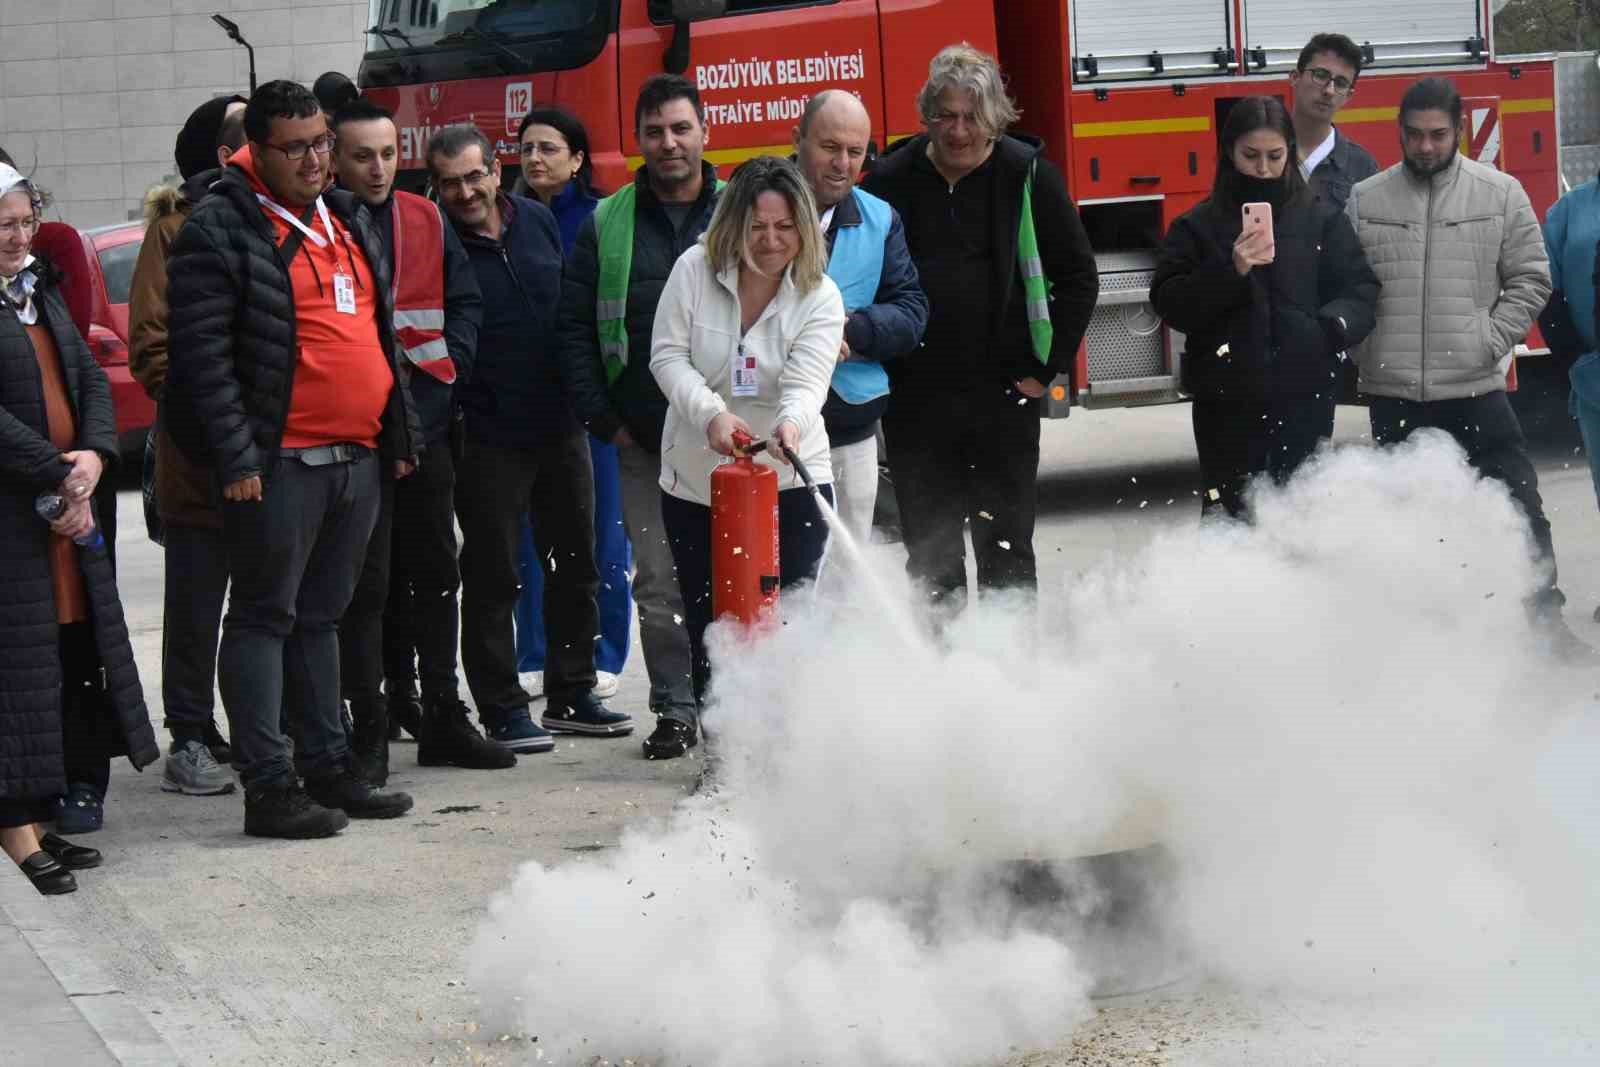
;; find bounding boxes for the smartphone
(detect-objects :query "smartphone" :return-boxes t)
[1241,202,1274,249]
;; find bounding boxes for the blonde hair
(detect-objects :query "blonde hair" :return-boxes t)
[702,155,827,293]
[916,42,1020,139]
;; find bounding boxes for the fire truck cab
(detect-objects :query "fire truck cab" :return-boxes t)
[360,0,1555,416]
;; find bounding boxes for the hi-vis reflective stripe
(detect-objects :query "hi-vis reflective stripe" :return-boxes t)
[403,337,449,365]
[1072,116,1210,139]
[394,308,444,330]
[597,299,627,320]
[1017,161,1052,365]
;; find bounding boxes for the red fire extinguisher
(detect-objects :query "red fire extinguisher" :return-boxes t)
[711,430,781,627]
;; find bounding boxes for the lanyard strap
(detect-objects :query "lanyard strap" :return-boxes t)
[257,194,336,250]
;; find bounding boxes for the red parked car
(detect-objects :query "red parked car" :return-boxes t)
[32,219,153,457]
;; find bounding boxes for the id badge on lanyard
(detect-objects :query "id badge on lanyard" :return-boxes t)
[258,193,356,314]
[731,342,759,399]
[333,271,356,315]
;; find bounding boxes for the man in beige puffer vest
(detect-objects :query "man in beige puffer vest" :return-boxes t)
[1347,77,1586,655]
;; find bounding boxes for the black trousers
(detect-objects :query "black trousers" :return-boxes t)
[339,475,395,710]
[660,484,833,714]
[0,623,113,827]
[1369,392,1562,611]
[160,522,230,743]
[882,383,1042,603]
[219,451,380,791]
[1192,388,1337,520]
[456,433,598,721]
[382,444,463,703]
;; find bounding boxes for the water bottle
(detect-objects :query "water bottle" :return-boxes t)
[35,492,105,552]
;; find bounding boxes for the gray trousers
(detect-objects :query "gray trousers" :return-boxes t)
[614,443,696,718]
[219,451,380,791]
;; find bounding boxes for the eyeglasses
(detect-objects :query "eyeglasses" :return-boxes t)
[260,134,337,160]
[1303,67,1355,95]
[0,216,38,239]
[520,140,569,159]
[435,169,493,196]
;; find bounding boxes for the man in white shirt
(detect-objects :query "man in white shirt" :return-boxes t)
[1289,32,1379,211]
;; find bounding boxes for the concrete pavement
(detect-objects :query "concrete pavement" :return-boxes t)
[8,400,1600,1065]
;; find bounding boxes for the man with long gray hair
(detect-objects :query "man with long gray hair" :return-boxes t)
[863,43,1097,610]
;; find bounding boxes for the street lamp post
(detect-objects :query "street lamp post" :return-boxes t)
[211,14,256,92]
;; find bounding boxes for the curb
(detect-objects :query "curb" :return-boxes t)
[0,860,181,1066]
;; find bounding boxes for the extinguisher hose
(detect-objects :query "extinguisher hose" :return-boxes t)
[779,442,821,495]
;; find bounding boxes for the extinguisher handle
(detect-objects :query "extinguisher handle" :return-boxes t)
[731,430,768,457]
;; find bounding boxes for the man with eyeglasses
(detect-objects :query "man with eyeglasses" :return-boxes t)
[1289,33,1378,212]
[428,123,632,756]
[863,44,1097,615]
[166,80,422,838]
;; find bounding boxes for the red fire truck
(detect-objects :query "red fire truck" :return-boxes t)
[359,0,1555,415]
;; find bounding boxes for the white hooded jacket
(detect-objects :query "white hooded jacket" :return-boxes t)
[650,242,845,506]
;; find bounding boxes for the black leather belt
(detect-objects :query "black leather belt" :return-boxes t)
[280,443,368,466]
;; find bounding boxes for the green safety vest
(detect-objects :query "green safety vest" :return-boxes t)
[593,178,725,385]
[1018,160,1054,365]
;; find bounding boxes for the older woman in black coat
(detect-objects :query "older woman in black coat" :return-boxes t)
[0,164,159,895]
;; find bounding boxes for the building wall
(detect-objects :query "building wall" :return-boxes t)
[0,0,366,230]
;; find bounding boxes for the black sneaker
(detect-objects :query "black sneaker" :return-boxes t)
[642,717,697,760]
[418,697,517,770]
[304,769,414,820]
[348,700,391,787]
[203,719,232,765]
[387,679,423,742]
[244,781,349,839]
[543,689,635,737]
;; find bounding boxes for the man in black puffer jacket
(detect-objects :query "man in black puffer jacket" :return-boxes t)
[167,81,420,840]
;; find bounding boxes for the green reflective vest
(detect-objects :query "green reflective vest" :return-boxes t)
[593,178,725,385]
[1018,161,1054,365]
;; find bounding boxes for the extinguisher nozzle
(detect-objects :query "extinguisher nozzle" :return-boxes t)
[780,443,820,494]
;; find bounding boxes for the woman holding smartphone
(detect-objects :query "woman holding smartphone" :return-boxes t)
[1151,96,1378,519]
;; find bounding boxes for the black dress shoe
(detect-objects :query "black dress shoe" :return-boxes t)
[19,851,77,895]
[40,832,102,870]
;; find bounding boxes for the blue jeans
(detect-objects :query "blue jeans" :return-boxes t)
[1571,352,1600,509]
[514,435,632,675]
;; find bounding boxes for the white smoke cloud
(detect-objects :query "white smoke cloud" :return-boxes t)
[469,431,1600,1065]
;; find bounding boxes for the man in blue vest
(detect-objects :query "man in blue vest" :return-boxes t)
[792,91,928,547]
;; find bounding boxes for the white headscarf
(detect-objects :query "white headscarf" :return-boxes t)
[0,163,41,325]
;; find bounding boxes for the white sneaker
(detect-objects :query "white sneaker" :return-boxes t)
[594,671,619,699]
[518,671,544,699]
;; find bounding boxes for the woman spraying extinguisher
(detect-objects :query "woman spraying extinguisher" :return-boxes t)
[647,156,845,760]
